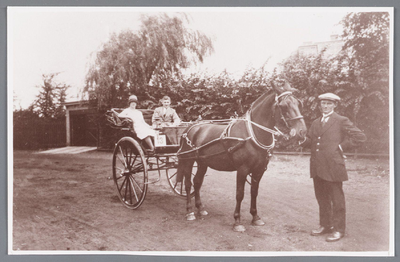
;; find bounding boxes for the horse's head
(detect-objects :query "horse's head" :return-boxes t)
[273,82,307,141]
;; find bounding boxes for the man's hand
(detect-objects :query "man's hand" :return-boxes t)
[298,136,307,146]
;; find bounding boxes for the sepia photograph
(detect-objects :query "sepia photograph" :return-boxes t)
[8,6,393,256]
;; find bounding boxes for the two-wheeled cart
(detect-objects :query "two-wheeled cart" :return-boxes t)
[106,109,196,209]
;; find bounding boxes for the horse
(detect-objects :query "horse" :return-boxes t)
[176,82,307,232]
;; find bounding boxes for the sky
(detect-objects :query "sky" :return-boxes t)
[8,7,358,109]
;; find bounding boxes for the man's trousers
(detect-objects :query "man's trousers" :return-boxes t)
[313,176,346,233]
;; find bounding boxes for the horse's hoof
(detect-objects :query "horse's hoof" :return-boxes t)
[199,210,208,216]
[252,219,265,226]
[233,224,246,232]
[186,212,196,221]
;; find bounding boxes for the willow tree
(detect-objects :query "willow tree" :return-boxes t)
[84,13,214,110]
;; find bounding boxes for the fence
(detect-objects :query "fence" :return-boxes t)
[13,113,66,150]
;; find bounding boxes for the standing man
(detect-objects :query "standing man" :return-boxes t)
[300,93,366,242]
[152,96,181,128]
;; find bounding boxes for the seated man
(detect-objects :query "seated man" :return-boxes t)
[152,96,181,128]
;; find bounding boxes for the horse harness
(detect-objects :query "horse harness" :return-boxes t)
[177,91,303,162]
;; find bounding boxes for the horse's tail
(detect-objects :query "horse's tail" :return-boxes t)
[176,154,196,183]
[176,125,194,182]
[176,144,197,182]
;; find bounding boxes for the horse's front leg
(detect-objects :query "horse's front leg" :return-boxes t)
[185,162,208,220]
[233,167,248,232]
[194,163,208,217]
[185,169,196,220]
[250,171,266,226]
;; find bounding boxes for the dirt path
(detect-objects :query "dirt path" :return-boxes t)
[12,150,391,253]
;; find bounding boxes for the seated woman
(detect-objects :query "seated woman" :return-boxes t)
[116,95,155,153]
[152,96,181,128]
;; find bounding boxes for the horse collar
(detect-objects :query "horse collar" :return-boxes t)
[245,110,276,151]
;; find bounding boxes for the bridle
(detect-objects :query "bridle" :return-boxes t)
[274,91,304,128]
[245,91,304,150]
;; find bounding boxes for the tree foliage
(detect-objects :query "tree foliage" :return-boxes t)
[339,12,390,152]
[84,13,214,110]
[338,12,389,119]
[82,12,389,154]
[279,51,336,124]
[278,12,390,152]
[341,12,389,63]
[31,73,69,119]
[173,67,272,121]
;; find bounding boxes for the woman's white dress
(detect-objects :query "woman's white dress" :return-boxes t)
[118,108,156,140]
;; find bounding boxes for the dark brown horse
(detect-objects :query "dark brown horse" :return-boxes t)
[176,82,307,232]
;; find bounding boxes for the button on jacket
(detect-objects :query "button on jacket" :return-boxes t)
[302,112,366,182]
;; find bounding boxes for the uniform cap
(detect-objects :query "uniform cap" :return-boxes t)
[318,93,340,102]
[128,95,138,103]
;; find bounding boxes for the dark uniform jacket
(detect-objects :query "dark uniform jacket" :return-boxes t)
[302,112,366,182]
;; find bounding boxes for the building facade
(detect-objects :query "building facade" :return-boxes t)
[298,35,344,58]
[64,101,99,147]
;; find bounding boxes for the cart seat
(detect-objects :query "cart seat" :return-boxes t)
[106,108,154,128]
[106,108,190,154]
[106,109,133,128]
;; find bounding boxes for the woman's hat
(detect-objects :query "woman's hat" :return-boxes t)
[129,95,138,103]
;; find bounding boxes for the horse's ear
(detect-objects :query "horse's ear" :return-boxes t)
[283,81,297,92]
[283,81,291,90]
[271,81,283,94]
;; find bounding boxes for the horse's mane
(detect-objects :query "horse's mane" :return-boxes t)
[249,89,276,113]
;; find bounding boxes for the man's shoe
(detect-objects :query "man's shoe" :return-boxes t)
[310,226,333,236]
[326,231,344,242]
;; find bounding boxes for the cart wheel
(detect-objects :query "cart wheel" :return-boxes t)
[112,137,148,209]
[166,162,196,198]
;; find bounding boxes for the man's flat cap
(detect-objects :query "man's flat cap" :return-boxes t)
[318,93,341,102]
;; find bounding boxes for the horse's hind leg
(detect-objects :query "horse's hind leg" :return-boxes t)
[193,162,208,216]
[250,171,266,226]
[178,159,196,220]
